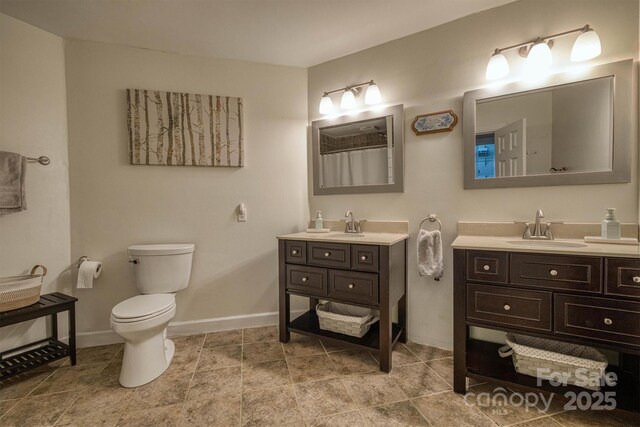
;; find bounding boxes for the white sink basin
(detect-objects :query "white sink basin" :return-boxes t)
[324,233,366,238]
[506,240,587,248]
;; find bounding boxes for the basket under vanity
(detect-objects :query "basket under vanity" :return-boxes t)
[452,235,640,414]
[277,229,408,372]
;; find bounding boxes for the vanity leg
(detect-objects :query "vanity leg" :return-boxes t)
[278,240,290,343]
[309,297,318,312]
[398,239,408,343]
[379,246,392,372]
[379,303,392,372]
[453,249,467,394]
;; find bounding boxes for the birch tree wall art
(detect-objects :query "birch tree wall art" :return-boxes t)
[126,89,244,167]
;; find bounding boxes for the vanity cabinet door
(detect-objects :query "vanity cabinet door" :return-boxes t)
[554,294,640,347]
[467,284,552,332]
[286,265,327,297]
[605,258,640,299]
[328,270,379,306]
[285,241,307,265]
[510,253,602,294]
[307,242,351,269]
[466,251,509,284]
[351,245,379,272]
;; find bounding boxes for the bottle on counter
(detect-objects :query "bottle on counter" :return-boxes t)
[601,208,621,240]
[315,211,324,230]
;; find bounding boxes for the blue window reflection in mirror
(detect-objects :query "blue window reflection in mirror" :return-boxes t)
[475,133,495,179]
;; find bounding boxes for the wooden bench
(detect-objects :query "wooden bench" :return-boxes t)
[0,292,77,380]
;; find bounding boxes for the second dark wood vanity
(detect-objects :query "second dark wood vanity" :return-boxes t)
[453,243,640,413]
[278,233,408,372]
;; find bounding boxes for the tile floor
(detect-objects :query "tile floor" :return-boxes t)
[0,326,637,426]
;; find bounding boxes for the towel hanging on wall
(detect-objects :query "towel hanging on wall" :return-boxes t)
[0,151,27,215]
[417,229,443,281]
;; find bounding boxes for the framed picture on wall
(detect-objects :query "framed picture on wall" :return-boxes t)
[411,110,458,136]
[126,89,244,167]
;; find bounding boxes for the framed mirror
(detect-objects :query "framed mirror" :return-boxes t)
[463,59,632,189]
[312,104,404,195]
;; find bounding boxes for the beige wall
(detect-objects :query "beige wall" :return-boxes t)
[0,14,71,350]
[308,0,639,348]
[65,40,309,336]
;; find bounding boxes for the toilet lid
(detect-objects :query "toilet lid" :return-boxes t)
[112,294,175,320]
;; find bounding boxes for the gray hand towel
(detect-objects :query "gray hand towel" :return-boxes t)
[0,151,27,215]
[417,229,443,280]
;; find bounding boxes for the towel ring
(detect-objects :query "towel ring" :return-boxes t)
[419,213,442,231]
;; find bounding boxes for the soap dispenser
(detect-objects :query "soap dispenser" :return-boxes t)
[315,211,324,230]
[601,208,621,240]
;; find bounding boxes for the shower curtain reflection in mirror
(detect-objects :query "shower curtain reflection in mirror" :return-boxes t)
[320,146,391,187]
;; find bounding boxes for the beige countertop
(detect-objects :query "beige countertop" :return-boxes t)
[277,231,409,246]
[452,235,640,258]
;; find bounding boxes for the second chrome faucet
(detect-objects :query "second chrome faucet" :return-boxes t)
[517,209,561,240]
[344,210,364,233]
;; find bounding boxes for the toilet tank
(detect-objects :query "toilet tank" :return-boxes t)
[127,244,195,294]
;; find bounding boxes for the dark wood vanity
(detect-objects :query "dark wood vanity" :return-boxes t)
[278,236,407,372]
[453,248,640,413]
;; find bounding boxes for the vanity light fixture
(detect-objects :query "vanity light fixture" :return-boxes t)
[485,24,601,81]
[318,80,382,114]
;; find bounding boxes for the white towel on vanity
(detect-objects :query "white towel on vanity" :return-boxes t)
[417,229,443,280]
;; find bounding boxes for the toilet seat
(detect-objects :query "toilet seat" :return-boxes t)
[112,294,175,323]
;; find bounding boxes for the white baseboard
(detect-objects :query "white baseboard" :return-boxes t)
[76,309,306,348]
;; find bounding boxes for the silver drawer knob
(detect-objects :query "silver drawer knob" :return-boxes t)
[550,269,558,276]
[604,318,613,325]
[324,252,331,257]
[483,265,490,271]
[301,277,308,282]
[504,304,511,311]
[348,283,355,289]
[291,250,298,255]
[361,255,368,261]
[633,276,640,283]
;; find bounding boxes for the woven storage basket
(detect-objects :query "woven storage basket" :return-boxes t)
[316,302,379,338]
[499,333,608,391]
[0,265,47,313]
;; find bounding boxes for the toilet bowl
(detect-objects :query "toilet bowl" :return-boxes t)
[111,294,177,387]
[111,243,194,387]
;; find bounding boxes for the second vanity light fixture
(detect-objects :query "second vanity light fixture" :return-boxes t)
[486,24,601,81]
[319,80,382,114]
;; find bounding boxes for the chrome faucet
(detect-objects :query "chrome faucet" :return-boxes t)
[533,209,545,238]
[344,210,363,233]
[517,209,557,240]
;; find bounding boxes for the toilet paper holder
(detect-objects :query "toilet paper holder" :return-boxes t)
[76,256,90,267]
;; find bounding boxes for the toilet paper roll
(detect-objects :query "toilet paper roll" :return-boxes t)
[77,260,102,289]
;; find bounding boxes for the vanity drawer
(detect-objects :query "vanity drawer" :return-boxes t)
[605,258,640,299]
[467,284,552,332]
[554,294,640,347]
[329,270,379,305]
[466,251,508,284]
[510,253,602,294]
[351,245,379,272]
[307,242,351,269]
[285,241,307,264]
[286,265,327,297]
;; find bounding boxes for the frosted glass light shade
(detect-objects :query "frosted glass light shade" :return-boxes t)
[485,52,510,80]
[571,29,601,62]
[340,89,357,109]
[364,83,382,105]
[319,95,334,114]
[525,41,552,77]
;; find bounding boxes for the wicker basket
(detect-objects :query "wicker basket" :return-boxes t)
[499,333,608,391]
[316,302,379,338]
[0,265,47,313]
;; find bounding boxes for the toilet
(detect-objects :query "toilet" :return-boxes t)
[110,243,195,387]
